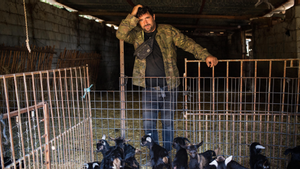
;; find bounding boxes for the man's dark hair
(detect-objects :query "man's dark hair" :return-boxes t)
[136,6,153,18]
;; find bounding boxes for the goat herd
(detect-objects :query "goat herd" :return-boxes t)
[83,134,300,169]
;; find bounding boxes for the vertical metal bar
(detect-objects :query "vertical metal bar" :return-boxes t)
[184,58,188,137]
[295,61,300,146]
[280,61,287,159]
[52,70,63,167]
[3,77,17,169]
[46,71,57,168]
[58,69,68,169]
[64,68,73,165]
[82,65,89,161]
[74,67,82,163]
[120,40,126,138]
[86,64,94,161]
[39,71,47,168]
[79,67,85,162]
[44,103,51,169]
[70,68,77,164]
[252,61,258,142]
[266,61,271,161]
[13,74,27,169]
[31,72,43,166]
[23,73,35,169]
[225,61,229,156]
[0,124,4,169]
[239,61,243,161]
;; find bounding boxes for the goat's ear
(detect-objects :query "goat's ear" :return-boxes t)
[146,137,152,143]
[225,156,232,166]
[255,145,265,150]
[214,147,221,156]
[209,160,218,167]
[93,163,99,168]
[124,139,131,142]
[102,134,106,140]
[196,141,204,148]
[184,138,191,143]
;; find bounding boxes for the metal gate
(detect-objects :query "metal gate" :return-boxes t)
[92,59,300,169]
[0,66,93,168]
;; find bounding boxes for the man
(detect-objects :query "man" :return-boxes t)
[116,5,218,152]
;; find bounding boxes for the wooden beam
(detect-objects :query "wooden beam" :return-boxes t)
[77,11,251,20]
[296,0,300,6]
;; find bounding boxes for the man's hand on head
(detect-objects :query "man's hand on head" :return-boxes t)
[205,56,218,68]
[131,4,143,16]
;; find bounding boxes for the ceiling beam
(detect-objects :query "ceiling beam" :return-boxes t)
[77,11,251,20]
[104,21,240,30]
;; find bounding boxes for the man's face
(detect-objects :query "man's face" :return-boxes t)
[138,12,156,33]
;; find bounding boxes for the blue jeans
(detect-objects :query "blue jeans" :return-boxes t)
[142,86,178,152]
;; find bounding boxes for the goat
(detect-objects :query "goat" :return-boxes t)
[209,155,232,169]
[284,145,300,169]
[96,135,124,169]
[199,147,221,169]
[226,156,249,169]
[141,134,171,169]
[83,161,101,169]
[181,141,204,169]
[172,137,190,169]
[110,136,140,169]
[97,135,114,156]
[249,142,270,169]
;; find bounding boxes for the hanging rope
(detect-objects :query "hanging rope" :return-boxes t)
[23,0,31,53]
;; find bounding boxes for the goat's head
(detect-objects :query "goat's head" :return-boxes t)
[182,141,203,158]
[209,155,232,169]
[250,142,265,155]
[140,134,153,147]
[172,137,190,150]
[96,135,110,152]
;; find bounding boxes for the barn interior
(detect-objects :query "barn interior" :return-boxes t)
[0,0,300,168]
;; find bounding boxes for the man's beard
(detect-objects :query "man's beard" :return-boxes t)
[143,24,155,33]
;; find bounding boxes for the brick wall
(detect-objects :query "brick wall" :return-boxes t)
[253,6,299,59]
[0,0,120,89]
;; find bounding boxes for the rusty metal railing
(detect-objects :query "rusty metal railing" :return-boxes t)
[0,65,93,168]
[183,58,300,168]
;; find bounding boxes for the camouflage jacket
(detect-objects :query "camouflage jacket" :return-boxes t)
[116,14,212,89]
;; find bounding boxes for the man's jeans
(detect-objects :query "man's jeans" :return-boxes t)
[142,86,178,152]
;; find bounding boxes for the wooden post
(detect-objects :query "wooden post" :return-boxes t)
[120,40,126,138]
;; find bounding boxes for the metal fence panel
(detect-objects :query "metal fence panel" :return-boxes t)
[92,59,300,169]
[0,66,93,168]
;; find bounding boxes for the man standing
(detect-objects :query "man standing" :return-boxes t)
[116,5,218,152]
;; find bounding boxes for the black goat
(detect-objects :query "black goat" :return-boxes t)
[249,142,270,169]
[141,134,171,169]
[199,147,221,169]
[182,141,204,169]
[284,145,300,169]
[97,135,114,156]
[209,155,232,169]
[96,135,124,169]
[110,136,140,169]
[172,137,190,169]
[83,161,101,169]
[226,156,249,169]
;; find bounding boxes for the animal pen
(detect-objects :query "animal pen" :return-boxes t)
[0,54,299,169]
